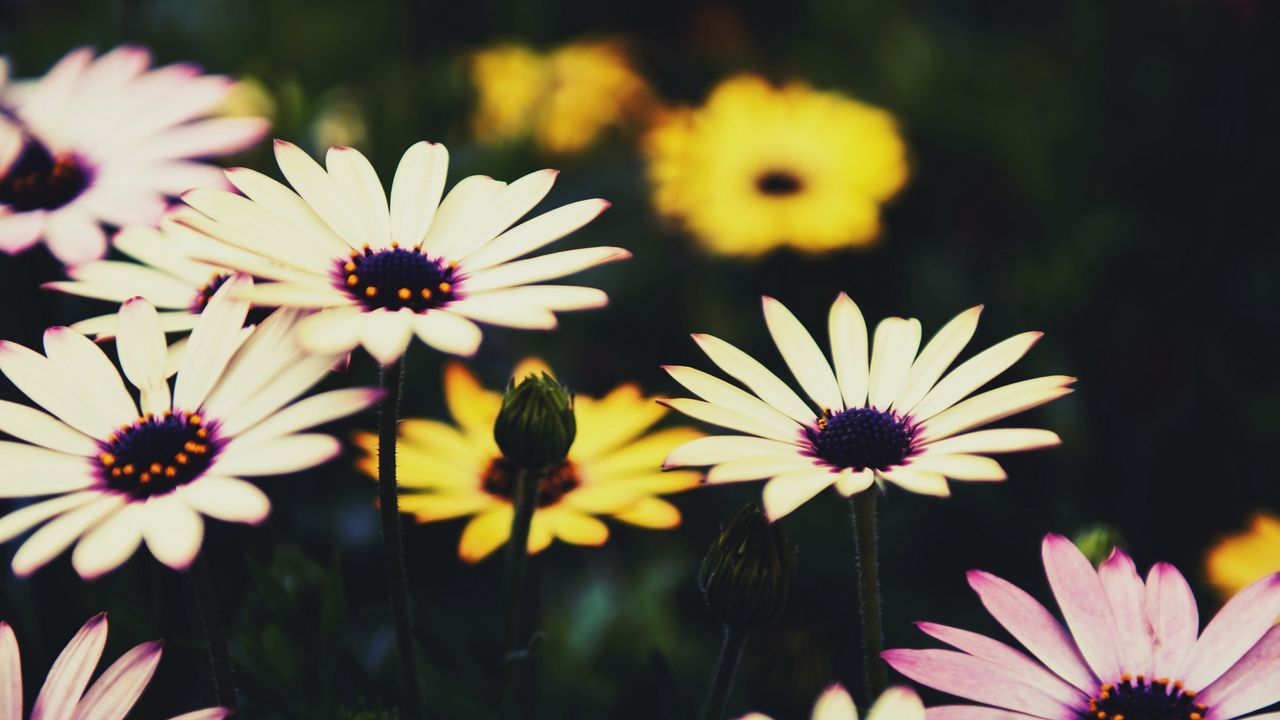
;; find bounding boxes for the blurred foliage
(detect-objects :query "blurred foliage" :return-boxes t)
[1,0,1278,717]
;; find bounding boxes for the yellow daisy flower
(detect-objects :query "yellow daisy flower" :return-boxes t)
[1206,512,1280,600]
[470,40,652,154]
[645,74,908,257]
[354,359,703,562]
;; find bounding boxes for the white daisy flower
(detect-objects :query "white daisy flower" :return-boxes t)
[0,45,269,265]
[44,216,266,338]
[0,613,228,719]
[176,139,629,365]
[0,275,379,578]
[662,294,1074,520]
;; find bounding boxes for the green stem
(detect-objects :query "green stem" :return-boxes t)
[502,468,540,651]
[189,553,237,712]
[851,492,887,700]
[379,359,421,719]
[701,627,749,720]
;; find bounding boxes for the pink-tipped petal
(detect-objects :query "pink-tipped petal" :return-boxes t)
[1097,548,1153,677]
[33,613,109,720]
[967,570,1098,694]
[924,707,1045,719]
[1040,534,1122,681]
[1197,624,1280,719]
[915,623,1085,707]
[1145,562,1198,681]
[0,622,20,720]
[72,640,163,720]
[1179,572,1280,690]
[882,649,1079,719]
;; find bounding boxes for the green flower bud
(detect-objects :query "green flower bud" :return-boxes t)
[699,504,795,631]
[493,372,576,471]
[1074,523,1126,568]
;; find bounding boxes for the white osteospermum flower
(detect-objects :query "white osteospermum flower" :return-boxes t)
[176,139,629,365]
[44,218,263,338]
[738,684,925,720]
[0,275,380,578]
[0,613,228,719]
[0,45,268,265]
[663,294,1074,520]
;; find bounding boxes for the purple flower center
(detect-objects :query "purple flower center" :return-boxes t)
[806,407,915,471]
[335,246,460,313]
[0,137,91,212]
[1085,675,1207,720]
[755,170,804,196]
[481,457,579,507]
[97,413,219,499]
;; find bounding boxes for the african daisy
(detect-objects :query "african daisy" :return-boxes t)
[176,139,628,365]
[885,534,1280,720]
[662,294,1073,520]
[0,276,379,578]
[0,45,268,264]
[739,685,924,720]
[0,613,227,719]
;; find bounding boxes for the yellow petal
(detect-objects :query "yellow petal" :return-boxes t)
[458,506,513,562]
[547,509,609,546]
[528,511,554,554]
[584,427,704,479]
[1206,512,1280,599]
[613,497,681,529]
[445,363,502,438]
[571,385,667,461]
[513,356,553,380]
[400,492,494,522]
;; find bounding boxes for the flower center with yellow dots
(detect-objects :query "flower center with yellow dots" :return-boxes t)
[1084,676,1208,720]
[806,407,916,471]
[97,412,217,498]
[0,138,91,212]
[481,458,579,507]
[335,246,460,312]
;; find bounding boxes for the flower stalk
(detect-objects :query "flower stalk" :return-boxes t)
[378,358,422,719]
[502,466,540,650]
[701,627,748,720]
[850,491,888,700]
[188,553,237,712]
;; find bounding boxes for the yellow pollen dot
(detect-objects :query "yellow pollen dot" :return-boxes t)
[365,286,378,298]
[420,288,432,300]
[99,453,116,466]
[165,466,177,478]
[122,464,135,475]
[390,241,399,248]
[397,288,411,300]
[189,415,202,425]
[1120,674,1131,683]
[1191,715,1202,720]
[438,282,451,293]
[344,262,356,272]
[139,472,151,483]
[111,468,121,477]
[196,428,208,438]
[347,274,360,286]
[448,261,459,269]
[176,453,189,465]
[150,463,163,474]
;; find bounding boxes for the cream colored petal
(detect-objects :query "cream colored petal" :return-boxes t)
[707,454,821,484]
[663,435,800,467]
[917,376,1075,442]
[0,341,116,439]
[12,494,124,577]
[663,365,803,439]
[878,467,950,497]
[212,434,340,477]
[458,168,560,258]
[326,146,391,248]
[660,399,801,444]
[0,443,97,498]
[116,298,171,416]
[359,309,415,366]
[460,247,630,293]
[31,611,108,720]
[812,684,859,720]
[412,310,483,357]
[891,305,982,413]
[389,141,449,247]
[420,176,506,258]
[919,428,1062,456]
[446,297,558,330]
[907,453,1006,481]
[0,492,98,544]
[0,399,98,455]
[763,296,842,411]
[173,275,251,410]
[761,470,837,520]
[71,502,145,580]
[224,167,349,255]
[460,199,610,272]
[691,333,814,424]
[296,307,366,356]
[867,317,921,410]
[272,139,366,247]
[908,331,1043,422]
[865,686,924,720]
[834,468,875,496]
[42,327,137,429]
[179,476,270,524]
[142,494,204,571]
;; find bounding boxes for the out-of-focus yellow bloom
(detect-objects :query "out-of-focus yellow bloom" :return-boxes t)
[645,74,909,257]
[310,90,368,151]
[217,76,278,123]
[1206,512,1280,599]
[470,41,651,153]
[354,359,703,562]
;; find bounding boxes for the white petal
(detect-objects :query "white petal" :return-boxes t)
[691,333,815,424]
[232,388,381,448]
[829,293,870,409]
[223,167,349,255]
[0,442,97,498]
[907,453,1006,481]
[116,298,171,415]
[663,365,803,439]
[761,470,837,520]
[835,468,875,496]
[878,467,950,496]
[446,297,558,329]
[389,141,449,247]
[42,327,137,428]
[0,492,98,544]
[72,639,163,720]
[707,454,821,483]
[0,399,98,455]
[238,282,348,308]
[867,317,921,410]
[456,169,560,258]
[891,305,982,413]
[32,612,109,720]
[663,436,801,468]
[918,376,1076,442]
[142,495,204,571]
[166,710,230,720]
[55,261,199,307]
[920,428,1062,456]
[0,342,115,439]
[461,285,607,312]
[12,495,123,577]
[179,476,270,524]
[763,296,843,412]
[420,176,506,258]
[460,247,630,292]
[44,211,108,265]
[660,399,803,444]
[210,354,335,437]
[909,332,1043,421]
[71,502,145,580]
[866,687,924,720]
[173,275,250,410]
[412,311,482,357]
[812,684,858,720]
[0,210,45,254]
[296,307,365,356]
[460,198,611,272]
[212,434,340,476]
[272,140,366,247]
[0,621,19,720]
[359,309,414,365]
[326,146,391,248]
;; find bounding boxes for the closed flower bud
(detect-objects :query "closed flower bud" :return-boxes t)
[493,372,576,471]
[699,504,795,631]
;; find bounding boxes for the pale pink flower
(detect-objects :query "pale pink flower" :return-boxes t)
[738,684,925,720]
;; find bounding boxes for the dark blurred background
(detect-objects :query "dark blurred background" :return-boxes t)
[1,0,1277,717]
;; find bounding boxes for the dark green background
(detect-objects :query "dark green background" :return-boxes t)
[1,0,1276,717]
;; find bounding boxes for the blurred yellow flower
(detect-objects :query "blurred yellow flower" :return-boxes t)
[470,41,651,153]
[1205,512,1280,599]
[355,359,703,562]
[216,76,278,123]
[645,74,909,257]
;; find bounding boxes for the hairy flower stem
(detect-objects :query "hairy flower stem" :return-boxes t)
[851,492,888,700]
[189,553,237,712]
[503,467,540,651]
[701,626,749,720]
[379,359,422,719]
